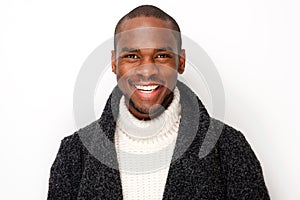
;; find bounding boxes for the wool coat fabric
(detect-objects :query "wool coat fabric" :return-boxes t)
[47,81,270,200]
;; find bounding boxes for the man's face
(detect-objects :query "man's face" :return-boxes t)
[111,16,185,120]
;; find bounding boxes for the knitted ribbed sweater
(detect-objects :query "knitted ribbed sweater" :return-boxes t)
[115,87,181,199]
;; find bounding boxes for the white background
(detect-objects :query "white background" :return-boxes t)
[1,0,299,199]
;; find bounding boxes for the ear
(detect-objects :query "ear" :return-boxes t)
[111,50,117,74]
[178,49,186,74]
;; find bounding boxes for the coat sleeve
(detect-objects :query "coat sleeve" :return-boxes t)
[218,126,270,200]
[47,133,82,200]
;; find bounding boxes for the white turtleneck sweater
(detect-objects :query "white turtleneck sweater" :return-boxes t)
[114,87,181,200]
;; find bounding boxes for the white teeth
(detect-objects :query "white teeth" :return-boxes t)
[135,85,159,91]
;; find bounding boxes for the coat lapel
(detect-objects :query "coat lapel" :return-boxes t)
[162,81,211,199]
[77,87,124,199]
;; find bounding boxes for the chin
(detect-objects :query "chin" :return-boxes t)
[129,98,162,115]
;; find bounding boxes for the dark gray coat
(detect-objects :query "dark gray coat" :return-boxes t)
[47,81,270,199]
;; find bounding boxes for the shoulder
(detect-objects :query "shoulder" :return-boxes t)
[58,119,99,152]
[201,117,258,161]
[209,118,262,168]
[57,118,109,159]
[223,123,254,155]
[55,132,82,159]
[207,118,250,150]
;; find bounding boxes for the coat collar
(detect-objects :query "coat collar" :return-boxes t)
[77,80,211,199]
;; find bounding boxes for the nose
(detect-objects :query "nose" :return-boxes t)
[135,57,159,79]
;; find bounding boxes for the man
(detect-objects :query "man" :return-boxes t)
[47,5,270,200]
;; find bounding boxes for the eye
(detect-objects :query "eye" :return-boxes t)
[155,54,172,59]
[123,54,139,59]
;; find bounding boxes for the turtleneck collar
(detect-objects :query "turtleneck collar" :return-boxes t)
[116,87,181,142]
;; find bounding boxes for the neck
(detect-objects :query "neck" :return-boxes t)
[117,87,181,140]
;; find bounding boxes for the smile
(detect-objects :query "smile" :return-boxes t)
[135,84,160,93]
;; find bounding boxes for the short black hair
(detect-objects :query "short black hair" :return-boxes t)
[114,5,182,52]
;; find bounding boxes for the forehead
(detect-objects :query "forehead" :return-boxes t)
[115,17,179,52]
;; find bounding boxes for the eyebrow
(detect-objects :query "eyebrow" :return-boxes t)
[119,46,175,54]
[119,47,139,54]
[155,46,174,52]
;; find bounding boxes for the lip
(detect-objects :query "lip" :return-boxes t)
[131,83,162,100]
[135,84,159,91]
[127,79,164,98]
[129,81,161,86]
[135,85,161,99]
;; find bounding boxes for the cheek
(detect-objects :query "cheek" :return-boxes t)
[116,68,128,91]
[116,66,128,81]
[116,63,135,77]
[163,67,178,80]
[163,70,178,91]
